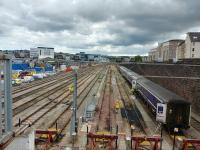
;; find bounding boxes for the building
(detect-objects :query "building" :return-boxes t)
[75,52,87,61]
[148,48,159,62]
[176,41,185,60]
[185,32,200,58]
[30,48,39,58]
[88,54,95,61]
[142,56,149,62]
[54,52,73,61]
[157,43,163,62]
[148,40,184,62]
[160,40,184,62]
[30,47,54,59]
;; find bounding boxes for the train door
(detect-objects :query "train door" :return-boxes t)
[132,79,136,89]
[168,103,190,129]
[131,79,137,94]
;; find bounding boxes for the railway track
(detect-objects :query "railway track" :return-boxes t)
[115,66,145,134]
[190,117,200,134]
[12,67,94,101]
[12,66,92,94]
[14,69,99,135]
[13,70,96,129]
[0,67,101,149]
[97,66,112,132]
[50,69,102,133]
[12,69,92,101]
[12,71,68,93]
[49,66,107,149]
[12,69,95,116]
[32,68,105,149]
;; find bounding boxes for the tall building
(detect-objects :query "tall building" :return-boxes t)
[149,40,184,62]
[30,47,54,59]
[148,48,159,62]
[176,41,185,60]
[185,32,200,58]
[160,40,184,62]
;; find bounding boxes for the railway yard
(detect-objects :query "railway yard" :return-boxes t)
[0,63,200,150]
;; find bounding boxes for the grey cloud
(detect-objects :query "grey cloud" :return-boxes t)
[0,0,200,55]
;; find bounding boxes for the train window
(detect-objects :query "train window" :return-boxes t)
[158,106,163,114]
[132,80,136,88]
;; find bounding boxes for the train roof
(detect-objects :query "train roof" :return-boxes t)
[137,77,190,104]
[120,66,142,79]
[120,66,191,104]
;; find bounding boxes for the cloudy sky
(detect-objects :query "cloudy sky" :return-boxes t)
[0,0,200,56]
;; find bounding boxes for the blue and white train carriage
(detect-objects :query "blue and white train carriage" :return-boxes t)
[119,66,191,130]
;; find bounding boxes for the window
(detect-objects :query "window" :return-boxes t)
[40,50,42,55]
[192,54,195,58]
[192,48,195,52]
[193,36,197,40]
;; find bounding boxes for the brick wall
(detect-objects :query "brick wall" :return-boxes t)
[122,63,200,115]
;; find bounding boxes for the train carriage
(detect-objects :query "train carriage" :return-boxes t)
[119,66,191,130]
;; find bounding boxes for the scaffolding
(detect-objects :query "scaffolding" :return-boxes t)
[0,54,13,144]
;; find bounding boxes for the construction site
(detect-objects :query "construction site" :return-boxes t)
[0,54,200,150]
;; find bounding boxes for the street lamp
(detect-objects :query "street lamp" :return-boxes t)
[72,132,77,147]
[173,127,179,150]
[86,122,89,145]
[130,124,135,149]
[160,123,163,150]
[70,70,78,145]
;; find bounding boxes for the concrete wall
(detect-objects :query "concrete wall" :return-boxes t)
[6,130,35,150]
[122,63,200,115]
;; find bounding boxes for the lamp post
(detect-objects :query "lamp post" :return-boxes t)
[172,127,179,150]
[130,124,135,149]
[86,122,89,145]
[70,70,78,146]
[160,123,163,150]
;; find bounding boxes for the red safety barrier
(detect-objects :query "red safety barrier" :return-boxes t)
[35,130,58,150]
[131,136,161,150]
[66,66,72,72]
[182,139,200,150]
[87,132,118,150]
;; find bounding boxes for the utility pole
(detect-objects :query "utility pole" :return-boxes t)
[70,70,78,146]
[0,54,13,142]
[160,123,163,150]
[172,128,178,150]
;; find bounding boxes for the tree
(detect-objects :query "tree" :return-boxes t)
[134,55,142,62]
[130,57,135,62]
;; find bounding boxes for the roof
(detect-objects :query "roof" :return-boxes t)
[162,39,184,44]
[168,39,184,42]
[37,47,54,49]
[150,48,157,52]
[0,54,11,60]
[137,77,190,104]
[121,66,190,104]
[178,40,185,46]
[188,32,200,42]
